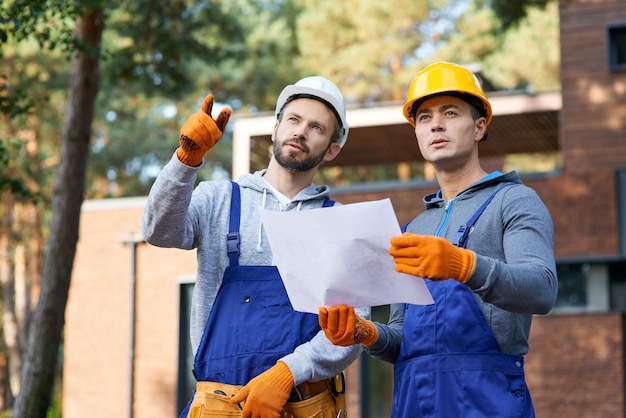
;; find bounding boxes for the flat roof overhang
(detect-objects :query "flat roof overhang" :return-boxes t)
[232,91,561,178]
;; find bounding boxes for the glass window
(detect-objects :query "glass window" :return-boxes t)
[608,23,626,71]
[177,282,195,414]
[555,263,587,310]
[360,305,394,417]
[609,261,626,311]
[553,261,626,313]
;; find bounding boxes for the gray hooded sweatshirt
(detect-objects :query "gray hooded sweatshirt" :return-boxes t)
[366,171,558,363]
[141,154,366,385]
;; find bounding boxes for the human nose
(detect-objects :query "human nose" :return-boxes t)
[430,114,445,132]
[293,121,308,137]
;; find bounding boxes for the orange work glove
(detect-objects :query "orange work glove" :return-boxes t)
[318,305,378,347]
[176,94,232,166]
[390,233,476,283]
[230,361,293,418]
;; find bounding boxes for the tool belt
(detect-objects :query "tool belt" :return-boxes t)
[186,373,346,418]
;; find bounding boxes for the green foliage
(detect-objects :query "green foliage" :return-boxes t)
[482,1,560,92]
[44,388,61,418]
[0,75,36,118]
[100,0,289,102]
[432,3,502,65]
[1,0,563,196]
[431,0,559,92]
[0,0,79,57]
[0,138,37,201]
[87,0,306,197]
[86,0,562,196]
[102,1,236,99]
[490,0,550,30]
[2,0,562,194]
[296,0,435,103]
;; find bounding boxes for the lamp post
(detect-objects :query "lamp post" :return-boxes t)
[120,233,145,418]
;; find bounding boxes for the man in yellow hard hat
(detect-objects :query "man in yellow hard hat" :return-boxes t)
[318,62,558,417]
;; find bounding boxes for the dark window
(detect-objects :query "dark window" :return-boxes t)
[177,282,195,415]
[554,260,626,313]
[608,23,626,71]
[609,261,626,311]
[555,263,587,309]
[360,305,394,418]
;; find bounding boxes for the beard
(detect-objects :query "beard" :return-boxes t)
[273,137,330,172]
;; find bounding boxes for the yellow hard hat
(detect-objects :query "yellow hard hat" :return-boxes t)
[403,62,492,127]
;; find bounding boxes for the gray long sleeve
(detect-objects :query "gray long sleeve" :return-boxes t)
[142,154,366,384]
[365,172,557,361]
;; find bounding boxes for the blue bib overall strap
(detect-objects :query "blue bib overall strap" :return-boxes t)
[452,182,517,248]
[393,182,534,418]
[223,181,334,269]
[226,179,241,266]
[226,184,333,265]
[180,182,334,417]
[400,182,517,236]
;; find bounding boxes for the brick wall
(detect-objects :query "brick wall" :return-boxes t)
[556,0,626,258]
[526,313,625,418]
[66,199,365,418]
[65,198,196,418]
[334,167,620,259]
[560,0,626,175]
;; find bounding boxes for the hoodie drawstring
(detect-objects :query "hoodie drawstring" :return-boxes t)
[256,190,268,252]
[257,188,305,252]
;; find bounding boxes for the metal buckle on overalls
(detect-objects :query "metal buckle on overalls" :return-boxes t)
[226,232,240,254]
[453,224,470,248]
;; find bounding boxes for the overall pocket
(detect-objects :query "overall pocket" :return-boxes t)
[283,389,340,418]
[187,382,243,418]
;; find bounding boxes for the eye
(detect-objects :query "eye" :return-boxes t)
[417,114,430,123]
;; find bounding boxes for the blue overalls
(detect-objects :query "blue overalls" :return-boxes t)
[391,184,535,418]
[179,182,332,417]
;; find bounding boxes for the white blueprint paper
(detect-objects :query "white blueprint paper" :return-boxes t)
[260,198,434,313]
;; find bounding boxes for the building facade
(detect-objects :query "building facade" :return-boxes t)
[64,0,626,416]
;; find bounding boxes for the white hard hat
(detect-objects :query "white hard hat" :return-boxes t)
[275,76,349,148]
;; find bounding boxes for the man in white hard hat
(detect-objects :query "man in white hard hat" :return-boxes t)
[142,76,365,418]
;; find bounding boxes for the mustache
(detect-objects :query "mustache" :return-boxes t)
[283,137,309,152]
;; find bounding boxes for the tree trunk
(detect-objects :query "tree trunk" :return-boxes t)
[10,240,26,395]
[12,5,104,417]
[0,190,16,408]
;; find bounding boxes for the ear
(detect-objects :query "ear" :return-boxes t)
[474,117,487,143]
[271,121,279,142]
[323,143,342,162]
